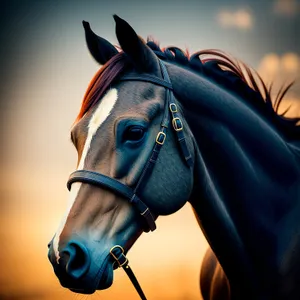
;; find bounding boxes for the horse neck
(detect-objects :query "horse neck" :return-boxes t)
[167,63,300,297]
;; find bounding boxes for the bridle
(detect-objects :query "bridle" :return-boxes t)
[66,60,193,299]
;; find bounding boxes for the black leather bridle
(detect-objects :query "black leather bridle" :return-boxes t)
[67,60,193,299]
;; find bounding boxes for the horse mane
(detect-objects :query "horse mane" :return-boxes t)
[76,40,300,141]
[146,39,300,141]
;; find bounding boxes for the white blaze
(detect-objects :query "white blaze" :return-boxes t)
[52,89,118,263]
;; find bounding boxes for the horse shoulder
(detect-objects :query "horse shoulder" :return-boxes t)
[200,247,231,300]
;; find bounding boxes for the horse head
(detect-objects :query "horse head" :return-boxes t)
[48,15,194,293]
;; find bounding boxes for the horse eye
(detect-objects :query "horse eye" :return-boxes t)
[123,126,146,142]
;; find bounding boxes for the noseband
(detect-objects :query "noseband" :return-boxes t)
[66,60,193,299]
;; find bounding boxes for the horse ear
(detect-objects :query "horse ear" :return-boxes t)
[113,15,158,73]
[82,21,118,65]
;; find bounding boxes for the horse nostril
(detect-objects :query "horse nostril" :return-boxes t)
[48,236,55,249]
[47,239,54,262]
[62,241,91,280]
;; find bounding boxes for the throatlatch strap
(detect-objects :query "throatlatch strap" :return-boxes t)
[110,245,147,300]
[168,91,193,167]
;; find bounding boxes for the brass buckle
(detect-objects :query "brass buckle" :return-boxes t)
[169,103,178,113]
[172,117,183,131]
[156,131,166,145]
[110,245,128,268]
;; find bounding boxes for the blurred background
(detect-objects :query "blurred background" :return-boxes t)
[0,0,299,299]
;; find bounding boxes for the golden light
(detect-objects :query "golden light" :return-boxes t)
[217,9,253,30]
[281,53,299,73]
[235,9,253,29]
[258,53,280,78]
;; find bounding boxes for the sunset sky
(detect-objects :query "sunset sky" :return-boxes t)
[0,0,299,299]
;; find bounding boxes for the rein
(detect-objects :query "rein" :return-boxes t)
[67,60,193,299]
[110,245,147,300]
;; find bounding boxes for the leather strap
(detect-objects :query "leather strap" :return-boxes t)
[121,74,173,90]
[123,265,147,300]
[67,170,156,232]
[159,60,193,167]
[169,94,193,167]
[110,245,147,300]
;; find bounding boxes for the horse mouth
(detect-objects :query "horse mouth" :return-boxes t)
[68,261,114,294]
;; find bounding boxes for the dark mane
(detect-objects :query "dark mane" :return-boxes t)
[146,40,300,141]
[77,41,300,141]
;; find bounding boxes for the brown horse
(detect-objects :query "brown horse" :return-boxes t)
[48,15,300,300]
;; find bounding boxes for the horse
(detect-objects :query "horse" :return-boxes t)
[48,15,300,300]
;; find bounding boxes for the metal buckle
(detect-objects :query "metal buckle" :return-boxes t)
[141,207,149,215]
[110,245,128,268]
[172,117,183,131]
[156,131,166,145]
[169,103,178,113]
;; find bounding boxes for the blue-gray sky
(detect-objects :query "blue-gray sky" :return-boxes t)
[1,0,299,62]
[1,0,299,114]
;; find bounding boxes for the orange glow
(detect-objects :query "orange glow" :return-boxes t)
[1,194,208,299]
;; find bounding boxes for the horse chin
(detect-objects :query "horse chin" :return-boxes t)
[68,261,114,294]
[96,263,114,290]
[69,288,95,294]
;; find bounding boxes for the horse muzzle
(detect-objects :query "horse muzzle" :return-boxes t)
[48,238,114,293]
